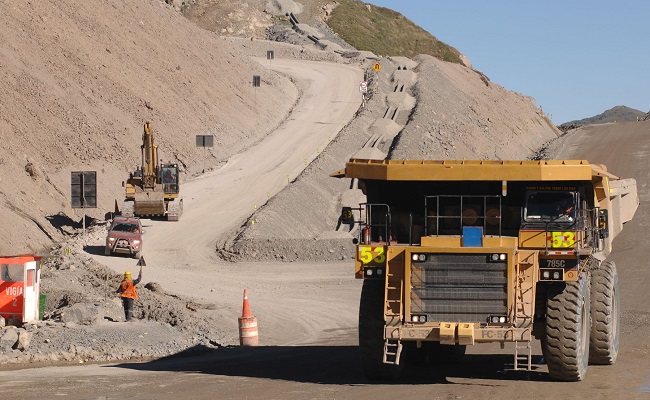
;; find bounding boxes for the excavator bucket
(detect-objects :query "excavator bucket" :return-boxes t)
[134,191,166,216]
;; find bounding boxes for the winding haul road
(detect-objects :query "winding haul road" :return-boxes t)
[2,69,650,398]
[95,58,364,346]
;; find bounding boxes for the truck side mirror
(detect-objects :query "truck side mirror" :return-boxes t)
[121,181,125,187]
[341,207,354,224]
[598,209,609,239]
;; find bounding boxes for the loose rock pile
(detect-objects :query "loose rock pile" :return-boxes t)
[0,231,229,367]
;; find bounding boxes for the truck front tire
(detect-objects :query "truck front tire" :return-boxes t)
[358,279,404,380]
[589,261,620,365]
[544,276,590,381]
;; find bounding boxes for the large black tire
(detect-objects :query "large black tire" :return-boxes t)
[358,280,404,380]
[589,261,620,365]
[403,341,427,365]
[543,277,590,381]
[424,342,466,364]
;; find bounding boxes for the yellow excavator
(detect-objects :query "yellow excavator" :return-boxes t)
[121,122,183,221]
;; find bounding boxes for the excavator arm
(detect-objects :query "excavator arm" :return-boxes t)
[141,122,159,189]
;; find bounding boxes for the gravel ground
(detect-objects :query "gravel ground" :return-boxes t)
[0,225,228,368]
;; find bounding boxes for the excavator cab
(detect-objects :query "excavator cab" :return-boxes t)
[160,163,180,194]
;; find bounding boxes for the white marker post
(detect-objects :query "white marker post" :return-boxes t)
[360,81,368,107]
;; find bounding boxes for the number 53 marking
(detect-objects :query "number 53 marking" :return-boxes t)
[550,231,576,248]
[359,246,386,264]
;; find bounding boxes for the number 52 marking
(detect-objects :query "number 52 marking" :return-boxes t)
[359,246,386,264]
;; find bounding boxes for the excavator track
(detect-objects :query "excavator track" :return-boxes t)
[167,199,183,221]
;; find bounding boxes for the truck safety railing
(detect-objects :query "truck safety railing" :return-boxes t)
[424,195,503,237]
[358,203,392,245]
[543,207,603,254]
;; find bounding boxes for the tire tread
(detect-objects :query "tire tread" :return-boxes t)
[544,277,590,381]
[589,261,619,365]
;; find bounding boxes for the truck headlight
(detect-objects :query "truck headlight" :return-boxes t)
[411,254,427,262]
[411,315,427,322]
[489,315,508,323]
[489,253,506,262]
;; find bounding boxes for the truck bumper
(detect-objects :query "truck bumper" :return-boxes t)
[386,322,532,345]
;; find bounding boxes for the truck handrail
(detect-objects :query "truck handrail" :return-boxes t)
[424,195,503,237]
[542,207,602,254]
[359,203,391,245]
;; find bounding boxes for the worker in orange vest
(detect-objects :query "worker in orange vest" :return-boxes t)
[116,266,142,321]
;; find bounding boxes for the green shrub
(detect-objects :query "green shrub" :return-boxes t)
[328,0,465,65]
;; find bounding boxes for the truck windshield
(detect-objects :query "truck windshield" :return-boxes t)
[525,191,576,222]
[112,223,139,232]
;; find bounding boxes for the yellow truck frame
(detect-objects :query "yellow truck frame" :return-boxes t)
[333,159,638,381]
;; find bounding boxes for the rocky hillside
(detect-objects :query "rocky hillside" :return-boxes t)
[558,105,646,131]
[0,0,564,369]
[0,0,299,255]
[225,53,560,262]
[0,0,560,259]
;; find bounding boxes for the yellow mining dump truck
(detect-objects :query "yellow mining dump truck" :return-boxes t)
[122,122,183,221]
[332,159,638,381]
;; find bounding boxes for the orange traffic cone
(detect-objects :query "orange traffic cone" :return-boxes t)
[242,289,252,318]
[238,289,258,346]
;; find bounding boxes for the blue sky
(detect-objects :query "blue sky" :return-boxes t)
[366,1,650,124]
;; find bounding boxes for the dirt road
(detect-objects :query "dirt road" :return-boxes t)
[86,58,364,347]
[2,113,650,396]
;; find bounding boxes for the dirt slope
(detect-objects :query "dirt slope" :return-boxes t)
[0,0,297,255]
[229,54,560,261]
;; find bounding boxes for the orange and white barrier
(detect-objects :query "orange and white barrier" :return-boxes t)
[238,289,258,346]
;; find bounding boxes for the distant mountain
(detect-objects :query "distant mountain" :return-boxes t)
[559,106,647,132]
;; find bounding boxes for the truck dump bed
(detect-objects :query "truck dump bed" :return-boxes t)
[334,159,638,241]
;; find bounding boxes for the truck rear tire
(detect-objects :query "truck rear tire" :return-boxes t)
[589,261,620,365]
[358,280,404,380]
[543,277,590,381]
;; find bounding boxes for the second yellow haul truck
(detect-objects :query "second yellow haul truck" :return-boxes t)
[332,159,638,381]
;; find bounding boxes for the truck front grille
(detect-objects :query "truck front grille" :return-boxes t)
[411,254,507,322]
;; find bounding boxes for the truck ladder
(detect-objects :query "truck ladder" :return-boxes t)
[383,258,404,365]
[514,336,532,371]
[513,253,535,370]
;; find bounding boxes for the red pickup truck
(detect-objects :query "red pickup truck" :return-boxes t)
[105,216,143,258]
